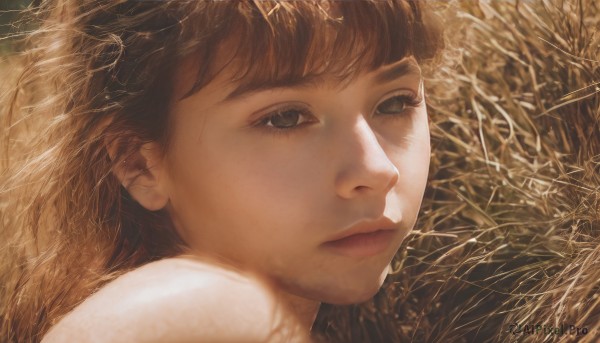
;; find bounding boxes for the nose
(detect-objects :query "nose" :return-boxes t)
[334,117,399,199]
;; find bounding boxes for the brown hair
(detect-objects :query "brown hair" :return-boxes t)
[0,1,443,342]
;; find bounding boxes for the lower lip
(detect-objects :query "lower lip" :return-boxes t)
[322,230,396,258]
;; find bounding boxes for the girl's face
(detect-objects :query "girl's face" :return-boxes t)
[159,55,429,305]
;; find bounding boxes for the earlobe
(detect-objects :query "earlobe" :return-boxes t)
[105,138,170,211]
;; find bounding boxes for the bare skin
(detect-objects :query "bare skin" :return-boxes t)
[42,256,313,343]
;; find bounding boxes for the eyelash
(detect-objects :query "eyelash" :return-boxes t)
[253,93,422,136]
[375,93,422,117]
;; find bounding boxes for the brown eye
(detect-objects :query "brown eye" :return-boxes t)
[375,95,419,115]
[269,109,301,128]
[261,107,313,129]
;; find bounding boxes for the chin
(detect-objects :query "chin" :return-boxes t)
[272,262,391,305]
[324,285,383,305]
[320,269,389,305]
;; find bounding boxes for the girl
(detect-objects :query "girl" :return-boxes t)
[0,1,443,342]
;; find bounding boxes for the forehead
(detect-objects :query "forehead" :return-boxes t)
[172,60,422,119]
[173,49,421,108]
[173,1,426,102]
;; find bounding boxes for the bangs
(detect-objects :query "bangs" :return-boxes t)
[180,0,442,99]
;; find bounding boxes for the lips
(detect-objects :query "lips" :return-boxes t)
[321,217,399,258]
[324,217,397,242]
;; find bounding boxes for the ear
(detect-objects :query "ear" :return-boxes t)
[105,137,170,211]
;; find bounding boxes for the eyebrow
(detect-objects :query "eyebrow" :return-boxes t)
[221,59,422,103]
[374,59,422,84]
[222,77,320,103]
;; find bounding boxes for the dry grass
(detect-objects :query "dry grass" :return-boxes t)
[313,0,600,342]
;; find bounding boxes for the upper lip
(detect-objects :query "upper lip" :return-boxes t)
[324,217,398,242]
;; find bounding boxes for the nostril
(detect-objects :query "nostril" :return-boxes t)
[354,185,370,193]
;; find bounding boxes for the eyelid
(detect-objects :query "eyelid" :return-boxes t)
[250,102,318,134]
[373,88,423,114]
[248,101,313,125]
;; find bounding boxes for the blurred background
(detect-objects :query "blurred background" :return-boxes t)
[0,0,32,53]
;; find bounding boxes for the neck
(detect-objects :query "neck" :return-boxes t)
[196,255,322,335]
[276,291,321,332]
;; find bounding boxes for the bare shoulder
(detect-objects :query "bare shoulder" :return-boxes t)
[42,255,309,343]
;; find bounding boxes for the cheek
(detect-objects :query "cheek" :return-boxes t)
[221,150,327,235]
[387,111,431,213]
[383,108,430,166]
[400,118,430,183]
[167,131,322,243]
